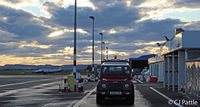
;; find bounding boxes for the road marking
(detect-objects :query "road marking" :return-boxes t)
[132,80,137,83]
[150,87,183,107]
[0,81,58,97]
[135,79,143,83]
[72,87,96,107]
[0,78,59,88]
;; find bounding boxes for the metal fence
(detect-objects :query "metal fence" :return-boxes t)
[186,60,200,99]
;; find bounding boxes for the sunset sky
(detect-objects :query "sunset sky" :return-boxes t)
[0,0,200,65]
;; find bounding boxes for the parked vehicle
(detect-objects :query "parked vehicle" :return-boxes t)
[96,60,134,105]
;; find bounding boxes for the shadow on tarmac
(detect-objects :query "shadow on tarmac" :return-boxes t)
[96,99,134,107]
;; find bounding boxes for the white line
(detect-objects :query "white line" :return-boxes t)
[0,78,58,88]
[72,87,96,107]
[150,87,183,107]
[132,80,137,83]
[135,79,143,83]
[0,81,58,97]
[68,100,78,107]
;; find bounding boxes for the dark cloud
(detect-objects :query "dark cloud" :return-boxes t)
[174,0,200,8]
[0,0,199,64]
[131,0,146,6]
[184,21,200,31]
[45,2,140,30]
[0,6,50,41]
[104,19,182,43]
[3,0,22,3]
[90,0,146,8]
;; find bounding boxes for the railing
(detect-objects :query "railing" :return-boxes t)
[186,60,200,99]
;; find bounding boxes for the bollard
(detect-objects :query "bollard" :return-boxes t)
[64,78,68,92]
[95,77,98,81]
[142,75,146,81]
[88,74,90,82]
[136,75,138,79]
[180,85,184,92]
[81,78,83,91]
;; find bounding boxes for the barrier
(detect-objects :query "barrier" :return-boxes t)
[88,74,91,82]
[142,75,146,81]
[95,77,98,81]
[78,78,83,92]
[145,76,150,82]
[138,75,142,80]
[150,76,158,82]
[64,78,68,92]
[136,75,138,79]
[133,75,138,79]
[73,72,77,92]
[67,73,84,92]
[67,75,74,92]
[180,85,184,92]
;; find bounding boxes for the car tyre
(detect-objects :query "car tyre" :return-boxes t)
[127,93,134,105]
[96,93,103,105]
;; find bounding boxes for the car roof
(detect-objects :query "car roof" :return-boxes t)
[101,62,130,66]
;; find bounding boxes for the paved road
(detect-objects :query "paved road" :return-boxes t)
[0,75,96,107]
[0,76,199,107]
[77,82,167,107]
[75,81,199,107]
[0,75,76,107]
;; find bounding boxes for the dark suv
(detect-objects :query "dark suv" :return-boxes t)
[96,61,134,105]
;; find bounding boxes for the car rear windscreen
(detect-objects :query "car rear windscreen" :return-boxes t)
[101,66,130,75]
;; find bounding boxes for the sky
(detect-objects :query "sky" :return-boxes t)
[0,0,200,66]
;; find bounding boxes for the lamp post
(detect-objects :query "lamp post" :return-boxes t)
[99,33,103,64]
[73,0,77,92]
[106,47,108,60]
[89,16,95,74]
[102,42,105,61]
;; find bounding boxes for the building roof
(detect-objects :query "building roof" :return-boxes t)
[129,54,156,61]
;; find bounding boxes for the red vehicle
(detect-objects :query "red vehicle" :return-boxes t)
[96,60,134,105]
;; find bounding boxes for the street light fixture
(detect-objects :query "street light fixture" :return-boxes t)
[99,32,103,64]
[89,16,95,74]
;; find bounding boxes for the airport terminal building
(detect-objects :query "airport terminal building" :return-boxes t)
[148,29,200,99]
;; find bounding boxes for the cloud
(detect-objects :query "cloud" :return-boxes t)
[134,40,165,46]
[19,41,52,49]
[174,0,200,9]
[44,2,140,30]
[136,0,200,22]
[48,28,89,38]
[108,49,130,56]
[0,6,51,41]
[133,46,160,55]
[0,0,199,65]
[58,46,74,56]
[81,46,98,54]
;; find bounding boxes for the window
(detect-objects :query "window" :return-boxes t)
[102,66,130,75]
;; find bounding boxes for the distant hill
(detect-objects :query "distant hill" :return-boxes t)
[62,65,88,70]
[0,64,89,70]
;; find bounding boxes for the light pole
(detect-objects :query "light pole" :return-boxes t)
[89,16,95,74]
[102,42,105,61]
[99,33,103,64]
[106,47,108,60]
[73,0,77,92]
